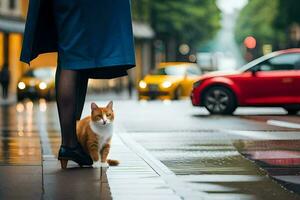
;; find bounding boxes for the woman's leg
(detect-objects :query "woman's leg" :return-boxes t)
[55,65,88,148]
[75,72,88,120]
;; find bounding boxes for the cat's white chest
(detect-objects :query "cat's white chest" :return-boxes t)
[89,121,113,149]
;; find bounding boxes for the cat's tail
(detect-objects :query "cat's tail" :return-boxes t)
[107,159,120,166]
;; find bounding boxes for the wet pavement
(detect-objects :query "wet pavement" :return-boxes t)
[115,100,300,199]
[0,99,183,200]
[131,131,300,200]
[0,98,300,199]
[236,140,300,194]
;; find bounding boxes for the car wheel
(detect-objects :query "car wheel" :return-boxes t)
[284,108,299,115]
[174,86,183,100]
[203,86,237,115]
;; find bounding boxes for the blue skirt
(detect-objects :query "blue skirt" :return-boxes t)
[52,0,136,78]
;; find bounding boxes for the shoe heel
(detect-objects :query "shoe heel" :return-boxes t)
[60,159,68,169]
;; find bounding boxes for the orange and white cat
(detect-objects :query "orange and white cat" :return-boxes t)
[76,101,119,168]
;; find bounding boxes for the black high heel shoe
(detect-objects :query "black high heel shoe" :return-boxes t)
[58,143,93,169]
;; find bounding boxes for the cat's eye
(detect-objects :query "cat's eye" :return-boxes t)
[107,113,111,117]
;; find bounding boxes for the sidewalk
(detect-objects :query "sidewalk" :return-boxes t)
[42,132,184,200]
[0,125,183,199]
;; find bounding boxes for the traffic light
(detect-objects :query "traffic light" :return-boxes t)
[244,36,257,49]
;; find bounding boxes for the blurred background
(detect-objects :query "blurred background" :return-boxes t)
[0,0,299,102]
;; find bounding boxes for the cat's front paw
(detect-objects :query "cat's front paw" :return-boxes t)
[100,162,109,168]
[92,161,101,168]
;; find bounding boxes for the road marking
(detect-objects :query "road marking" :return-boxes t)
[36,109,53,156]
[267,120,300,129]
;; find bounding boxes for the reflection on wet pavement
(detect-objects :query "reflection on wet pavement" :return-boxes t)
[1,100,184,199]
[236,140,300,194]
[0,101,42,165]
[0,100,50,199]
[131,131,300,200]
[0,100,114,199]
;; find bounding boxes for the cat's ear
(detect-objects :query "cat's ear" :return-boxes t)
[107,101,113,110]
[91,102,98,111]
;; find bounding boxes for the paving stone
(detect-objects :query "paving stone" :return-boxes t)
[0,166,42,200]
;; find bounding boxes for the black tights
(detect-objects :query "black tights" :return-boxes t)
[55,65,89,148]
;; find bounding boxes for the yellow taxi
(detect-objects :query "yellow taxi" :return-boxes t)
[138,62,202,100]
[17,67,56,101]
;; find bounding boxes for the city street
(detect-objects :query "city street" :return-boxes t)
[0,93,299,199]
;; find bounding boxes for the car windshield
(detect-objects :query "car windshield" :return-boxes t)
[25,68,55,79]
[238,52,277,72]
[152,65,201,76]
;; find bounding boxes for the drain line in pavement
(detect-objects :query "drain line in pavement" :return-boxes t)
[36,108,53,157]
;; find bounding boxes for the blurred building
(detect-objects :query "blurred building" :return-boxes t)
[0,0,154,95]
[132,22,155,85]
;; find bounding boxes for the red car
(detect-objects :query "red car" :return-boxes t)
[191,49,300,115]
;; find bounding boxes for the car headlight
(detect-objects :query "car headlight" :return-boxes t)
[193,80,202,88]
[39,82,47,90]
[18,82,26,90]
[162,81,172,88]
[139,80,147,89]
